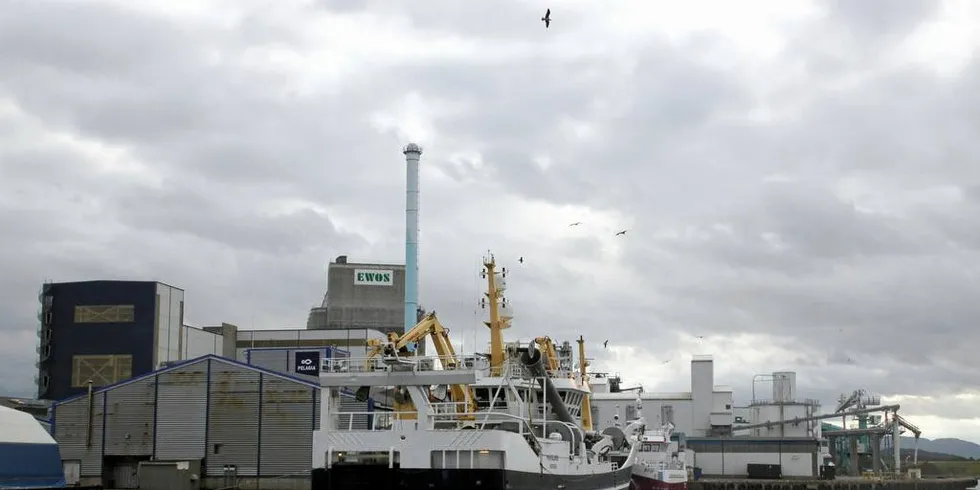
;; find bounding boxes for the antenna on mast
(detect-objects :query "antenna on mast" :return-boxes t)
[482,250,512,376]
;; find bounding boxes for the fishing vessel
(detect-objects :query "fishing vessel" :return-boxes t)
[311,252,639,489]
[605,399,689,490]
[630,422,688,490]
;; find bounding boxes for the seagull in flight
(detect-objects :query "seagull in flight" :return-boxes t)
[569,221,582,227]
[614,229,628,236]
[541,8,551,28]
[603,339,608,349]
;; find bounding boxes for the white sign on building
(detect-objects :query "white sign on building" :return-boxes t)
[353,269,394,286]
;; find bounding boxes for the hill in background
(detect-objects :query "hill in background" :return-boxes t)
[899,437,980,460]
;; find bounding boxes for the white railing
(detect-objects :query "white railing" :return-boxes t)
[321,354,489,374]
[327,407,536,434]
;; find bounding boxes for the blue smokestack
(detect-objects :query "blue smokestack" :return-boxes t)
[403,143,422,332]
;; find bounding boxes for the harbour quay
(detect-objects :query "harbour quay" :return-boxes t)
[691,477,978,490]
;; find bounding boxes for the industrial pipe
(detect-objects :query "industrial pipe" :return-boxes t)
[521,341,584,453]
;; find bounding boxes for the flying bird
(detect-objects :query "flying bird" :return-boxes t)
[541,8,551,28]
[603,339,608,349]
[518,256,524,264]
[569,221,582,227]
[614,229,628,236]
[662,360,671,365]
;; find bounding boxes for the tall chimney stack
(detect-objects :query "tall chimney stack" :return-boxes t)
[403,143,422,332]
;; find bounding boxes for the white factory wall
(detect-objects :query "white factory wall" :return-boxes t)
[181,325,222,359]
[593,394,694,433]
[710,388,735,428]
[154,283,184,368]
[235,327,387,360]
[592,356,735,437]
[733,406,752,424]
[691,356,714,436]
[692,451,814,478]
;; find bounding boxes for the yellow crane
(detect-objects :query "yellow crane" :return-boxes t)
[363,311,477,419]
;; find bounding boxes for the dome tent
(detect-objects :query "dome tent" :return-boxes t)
[0,404,64,488]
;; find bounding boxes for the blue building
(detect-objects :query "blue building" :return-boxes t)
[36,280,185,401]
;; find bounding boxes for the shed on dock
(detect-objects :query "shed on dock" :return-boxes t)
[49,354,367,490]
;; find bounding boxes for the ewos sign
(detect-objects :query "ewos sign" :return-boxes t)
[353,269,394,286]
[294,351,321,376]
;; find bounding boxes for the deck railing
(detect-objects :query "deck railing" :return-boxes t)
[324,406,539,434]
[320,354,490,374]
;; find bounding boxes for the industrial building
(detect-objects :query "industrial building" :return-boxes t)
[590,357,829,478]
[36,280,186,400]
[591,355,735,437]
[35,265,404,401]
[305,256,423,337]
[49,354,370,489]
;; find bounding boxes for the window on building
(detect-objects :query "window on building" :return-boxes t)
[74,305,135,323]
[71,354,133,387]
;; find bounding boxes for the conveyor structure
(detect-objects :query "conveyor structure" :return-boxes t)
[737,387,923,478]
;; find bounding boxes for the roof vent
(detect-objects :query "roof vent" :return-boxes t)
[336,255,348,264]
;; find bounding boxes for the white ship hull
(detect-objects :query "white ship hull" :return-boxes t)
[313,425,633,490]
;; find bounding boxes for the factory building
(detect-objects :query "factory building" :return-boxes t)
[36,280,186,401]
[590,357,827,478]
[235,326,387,360]
[591,355,735,437]
[732,372,822,439]
[50,354,370,489]
[306,255,419,337]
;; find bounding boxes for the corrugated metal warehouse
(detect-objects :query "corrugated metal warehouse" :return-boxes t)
[50,354,368,490]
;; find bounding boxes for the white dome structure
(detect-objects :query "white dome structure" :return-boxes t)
[0,404,64,488]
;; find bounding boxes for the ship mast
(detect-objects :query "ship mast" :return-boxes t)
[480,252,512,376]
[577,335,594,431]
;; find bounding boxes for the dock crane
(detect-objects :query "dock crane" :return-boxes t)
[360,311,477,419]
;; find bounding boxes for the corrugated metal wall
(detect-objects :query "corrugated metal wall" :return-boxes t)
[206,361,260,477]
[155,364,207,460]
[259,377,315,476]
[53,357,331,480]
[104,378,154,456]
[53,392,106,476]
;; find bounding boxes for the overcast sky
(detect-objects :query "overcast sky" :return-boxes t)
[3,0,980,442]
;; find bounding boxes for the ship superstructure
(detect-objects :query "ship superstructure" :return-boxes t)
[310,252,639,490]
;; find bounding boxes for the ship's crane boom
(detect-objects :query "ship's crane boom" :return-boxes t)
[365,311,477,415]
[534,336,562,374]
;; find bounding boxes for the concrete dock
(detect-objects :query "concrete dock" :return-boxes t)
[691,478,977,490]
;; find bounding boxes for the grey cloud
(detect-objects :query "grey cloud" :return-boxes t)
[819,0,941,41]
[2,0,980,438]
[111,182,368,255]
[318,0,552,40]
